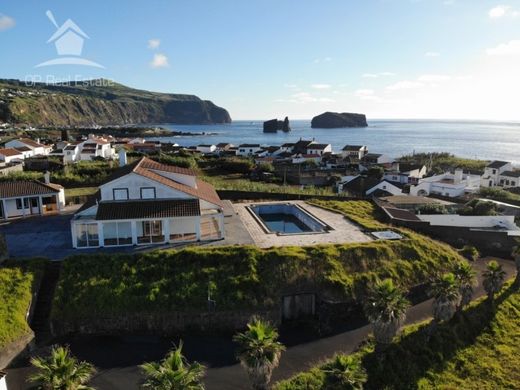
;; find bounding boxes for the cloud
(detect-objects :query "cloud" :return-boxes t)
[311,84,331,89]
[313,57,332,64]
[148,39,161,49]
[417,74,451,82]
[150,53,169,68]
[0,14,15,31]
[486,40,520,56]
[362,72,395,78]
[489,5,519,19]
[425,51,440,57]
[278,92,335,103]
[386,80,424,90]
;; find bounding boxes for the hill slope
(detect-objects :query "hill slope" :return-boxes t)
[0,79,231,126]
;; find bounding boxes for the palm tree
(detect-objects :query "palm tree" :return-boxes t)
[322,355,367,390]
[363,279,410,347]
[28,345,96,390]
[482,260,506,306]
[233,316,285,390]
[140,342,205,390]
[453,262,477,312]
[429,273,460,335]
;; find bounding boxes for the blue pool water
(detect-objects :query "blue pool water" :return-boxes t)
[249,203,327,234]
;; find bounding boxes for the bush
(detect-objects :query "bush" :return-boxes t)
[459,245,480,261]
[416,204,448,215]
[459,199,498,216]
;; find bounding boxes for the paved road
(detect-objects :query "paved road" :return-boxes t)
[5,258,516,390]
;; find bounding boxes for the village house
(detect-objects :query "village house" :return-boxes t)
[0,148,24,163]
[0,178,65,219]
[237,144,262,157]
[339,175,403,197]
[384,163,428,185]
[480,161,520,189]
[71,156,224,249]
[341,145,368,161]
[5,138,52,157]
[410,169,481,198]
[361,153,393,165]
[306,143,332,156]
[76,135,116,161]
[196,144,217,154]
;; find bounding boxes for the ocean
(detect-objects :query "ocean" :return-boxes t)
[149,119,520,165]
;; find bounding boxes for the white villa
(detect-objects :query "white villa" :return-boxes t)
[410,169,481,198]
[71,157,225,248]
[481,161,520,189]
[0,179,65,219]
[5,138,52,157]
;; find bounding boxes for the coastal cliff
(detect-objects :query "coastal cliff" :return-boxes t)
[0,79,231,127]
[311,111,367,128]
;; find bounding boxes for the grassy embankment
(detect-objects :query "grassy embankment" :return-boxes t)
[276,282,520,390]
[0,260,44,349]
[52,201,463,323]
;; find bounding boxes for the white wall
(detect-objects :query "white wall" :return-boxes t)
[366,181,403,196]
[100,173,193,201]
[418,214,518,230]
[0,375,7,390]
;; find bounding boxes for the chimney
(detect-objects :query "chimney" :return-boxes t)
[454,169,463,184]
[44,171,50,184]
[119,148,127,167]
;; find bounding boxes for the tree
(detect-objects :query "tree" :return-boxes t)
[429,273,460,334]
[482,260,506,306]
[140,342,205,390]
[453,262,477,312]
[363,279,410,348]
[322,355,367,390]
[233,316,285,390]
[29,345,96,390]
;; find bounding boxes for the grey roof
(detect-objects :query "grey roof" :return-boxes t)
[342,145,365,151]
[96,199,201,220]
[501,171,520,178]
[487,160,510,169]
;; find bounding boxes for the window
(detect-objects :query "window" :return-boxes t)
[16,199,22,210]
[103,221,132,246]
[30,198,38,208]
[493,169,497,174]
[140,187,156,199]
[76,223,99,248]
[137,220,164,244]
[113,188,129,200]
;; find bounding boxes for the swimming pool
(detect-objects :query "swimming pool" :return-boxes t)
[248,203,329,235]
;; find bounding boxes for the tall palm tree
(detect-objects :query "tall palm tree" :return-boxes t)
[28,345,96,390]
[322,355,367,390]
[453,262,477,312]
[363,279,410,347]
[429,273,460,335]
[233,316,285,390]
[482,260,506,306]
[140,342,205,390]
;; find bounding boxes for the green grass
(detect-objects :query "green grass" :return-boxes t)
[308,200,388,230]
[52,233,464,321]
[276,282,520,390]
[0,260,44,349]
[64,187,98,198]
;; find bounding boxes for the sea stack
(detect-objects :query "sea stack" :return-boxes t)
[263,116,291,132]
[311,112,368,128]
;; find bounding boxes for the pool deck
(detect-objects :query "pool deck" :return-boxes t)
[234,201,372,247]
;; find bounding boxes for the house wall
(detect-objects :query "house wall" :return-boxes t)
[0,153,24,163]
[417,214,518,230]
[100,173,194,201]
[366,181,403,196]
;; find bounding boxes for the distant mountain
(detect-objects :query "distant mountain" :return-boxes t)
[0,79,231,127]
[311,111,367,128]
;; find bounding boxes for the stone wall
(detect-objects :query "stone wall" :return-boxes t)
[0,332,34,370]
[52,310,280,337]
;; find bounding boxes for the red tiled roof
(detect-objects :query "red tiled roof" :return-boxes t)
[19,138,46,148]
[0,180,62,198]
[0,148,23,157]
[96,199,200,220]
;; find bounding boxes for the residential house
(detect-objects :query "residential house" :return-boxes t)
[361,153,393,165]
[339,175,403,197]
[71,157,224,248]
[5,138,51,156]
[306,143,332,156]
[77,136,115,161]
[292,139,315,154]
[341,145,368,160]
[480,161,519,188]
[384,163,427,185]
[0,148,24,163]
[196,144,217,154]
[216,143,233,153]
[63,144,80,163]
[237,144,262,157]
[410,169,481,198]
[0,179,65,219]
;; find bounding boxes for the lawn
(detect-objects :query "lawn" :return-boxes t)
[64,187,98,198]
[0,260,44,349]
[276,282,520,390]
[308,200,388,230]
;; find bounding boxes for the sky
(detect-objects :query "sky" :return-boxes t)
[1,0,520,120]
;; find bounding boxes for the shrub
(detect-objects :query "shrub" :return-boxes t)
[416,204,448,215]
[459,245,480,261]
[459,199,497,216]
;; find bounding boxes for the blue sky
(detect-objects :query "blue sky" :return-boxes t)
[1,0,520,120]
